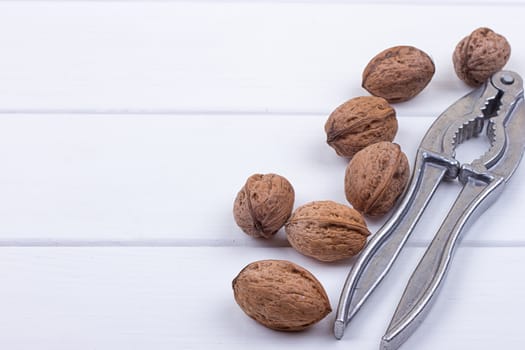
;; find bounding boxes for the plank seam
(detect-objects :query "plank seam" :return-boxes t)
[0,109,438,117]
[0,239,522,247]
[0,0,522,6]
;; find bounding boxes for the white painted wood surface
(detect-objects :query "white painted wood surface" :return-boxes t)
[0,1,524,350]
[0,114,523,246]
[0,1,524,116]
[0,247,522,349]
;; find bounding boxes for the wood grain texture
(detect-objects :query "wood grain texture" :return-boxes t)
[0,247,521,350]
[0,2,523,115]
[0,1,524,350]
[0,114,522,245]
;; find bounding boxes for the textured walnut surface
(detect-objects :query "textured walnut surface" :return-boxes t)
[345,142,409,216]
[362,45,435,103]
[232,259,332,331]
[285,201,370,262]
[453,27,511,87]
[325,96,398,158]
[233,174,294,238]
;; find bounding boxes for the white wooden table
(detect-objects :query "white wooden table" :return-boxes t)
[0,1,524,349]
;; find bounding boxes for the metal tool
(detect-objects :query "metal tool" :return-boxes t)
[334,70,525,349]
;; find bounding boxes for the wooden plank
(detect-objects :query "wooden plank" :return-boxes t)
[0,246,520,349]
[0,2,523,114]
[0,114,522,244]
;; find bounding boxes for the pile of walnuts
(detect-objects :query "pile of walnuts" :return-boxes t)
[231,27,511,332]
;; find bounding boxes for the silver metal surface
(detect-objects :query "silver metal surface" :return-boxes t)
[334,71,525,349]
[334,158,447,339]
[381,176,505,350]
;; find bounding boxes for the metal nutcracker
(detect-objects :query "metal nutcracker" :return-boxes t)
[334,70,525,350]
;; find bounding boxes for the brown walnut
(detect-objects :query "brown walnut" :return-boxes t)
[362,45,435,103]
[285,200,370,262]
[232,259,332,331]
[345,142,409,217]
[233,173,294,238]
[325,96,398,158]
[453,27,511,87]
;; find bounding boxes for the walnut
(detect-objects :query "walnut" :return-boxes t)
[453,27,511,87]
[285,200,370,262]
[362,46,435,103]
[232,259,331,331]
[233,173,294,238]
[325,96,397,158]
[345,142,409,216]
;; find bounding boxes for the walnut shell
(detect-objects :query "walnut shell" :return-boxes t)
[345,142,409,217]
[232,259,331,331]
[285,201,370,262]
[362,46,435,103]
[233,174,294,238]
[325,96,397,158]
[453,27,511,87]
